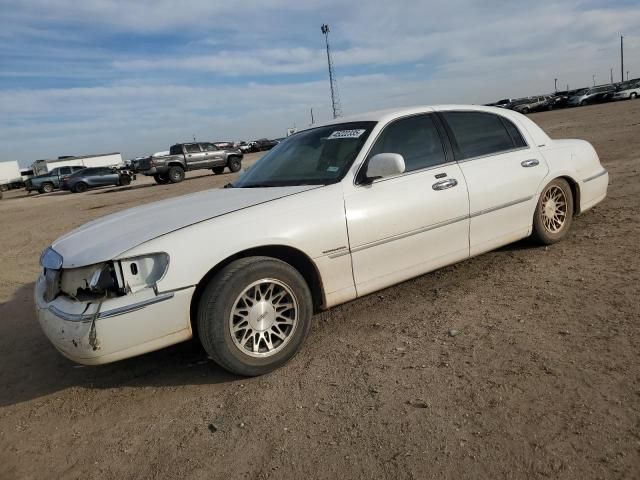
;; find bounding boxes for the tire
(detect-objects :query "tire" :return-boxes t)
[212,166,225,175]
[197,256,313,376]
[580,100,587,106]
[119,175,131,186]
[167,166,185,183]
[531,178,574,245]
[631,93,638,100]
[227,157,242,173]
[41,182,54,194]
[154,174,170,185]
[522,107,530,114]
[73,182,88,193]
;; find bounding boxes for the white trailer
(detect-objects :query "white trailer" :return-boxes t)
[31,153,123,176]
[0,160,24,191]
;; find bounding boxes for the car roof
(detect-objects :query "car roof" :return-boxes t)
[309,103,551,147]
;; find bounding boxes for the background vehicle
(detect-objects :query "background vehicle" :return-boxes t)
[613,81,640,100]
[61,167,132,193]
[568,86,616,106]
[253,138,278,151]
[25,165,86,194]
[30,153,123,176]
[485,98,513,108]
[0,160,24,192]
[511,96,554,114]
[136,142,243,184]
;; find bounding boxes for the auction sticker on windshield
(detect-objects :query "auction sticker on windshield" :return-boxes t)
[328,129,366,140]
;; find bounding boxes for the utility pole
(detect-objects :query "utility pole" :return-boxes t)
[554,78,558,93]
[610,68,614,84]
[321,24,342,119]
[621,35,624,83]
[310,108,315,125]
[627,71,630,81]
[592,74,596,86]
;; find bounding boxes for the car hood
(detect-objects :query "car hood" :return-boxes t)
[52,185,319,268]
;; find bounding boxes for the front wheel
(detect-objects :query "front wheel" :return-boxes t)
[531,178,574,245]
[631,92,638,100]
[41,182,54,194]
[119,175,131,186]
[197,257,313,376]
[212,166,225,175]
[227,157,242,173]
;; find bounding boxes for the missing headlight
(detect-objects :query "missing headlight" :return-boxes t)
[60,262,122,301]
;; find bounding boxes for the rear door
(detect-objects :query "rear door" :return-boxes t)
[439,110,549,256]
[344,113,470,296]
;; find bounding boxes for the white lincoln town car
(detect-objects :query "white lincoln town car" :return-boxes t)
[36,105,608,376]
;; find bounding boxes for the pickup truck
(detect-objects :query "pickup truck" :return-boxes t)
[24,166,86,194]
[136,142,243,184]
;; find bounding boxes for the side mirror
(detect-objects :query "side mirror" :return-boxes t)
[365,153,405,182]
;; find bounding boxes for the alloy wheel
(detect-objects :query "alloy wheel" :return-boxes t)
[229,279,298,358]
[540,185,568,233]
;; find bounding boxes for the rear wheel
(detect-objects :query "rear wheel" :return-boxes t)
[531,178,574,245]
[153,174,169,184]
[522,107,530,114]
[631,92,638,100]
[228,157,242,173]
[74,182,88,193]
[167,166,185,183]
[212,166,225,175]
[41,182,54,194]
[197,257,313,376]
[580,100,587,106]
[119,175,131,186]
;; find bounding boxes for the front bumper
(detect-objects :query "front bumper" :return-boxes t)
[35,275,194,364]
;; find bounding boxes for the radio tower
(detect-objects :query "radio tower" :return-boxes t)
[321,24,342,118]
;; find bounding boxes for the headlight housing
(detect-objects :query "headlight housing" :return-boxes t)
[54,252,170,301]
[118,252,170,293]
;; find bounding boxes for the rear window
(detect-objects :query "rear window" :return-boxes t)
[169,145,183,155]
[443,111,525,160]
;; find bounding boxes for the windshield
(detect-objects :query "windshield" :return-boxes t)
[233,122,376,187]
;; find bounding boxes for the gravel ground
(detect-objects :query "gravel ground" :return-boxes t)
[1,102,639,479]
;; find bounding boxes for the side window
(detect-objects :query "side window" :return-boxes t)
[443,111,520,159]
[203,143,218,152]
[185,144,201,154]
[368,114,446,173]
[60,167,71,175]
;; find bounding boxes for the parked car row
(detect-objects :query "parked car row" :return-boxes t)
[487,78,640,113]
[25,165,134,194]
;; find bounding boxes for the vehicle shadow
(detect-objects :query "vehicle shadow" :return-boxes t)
[0,283,238,408]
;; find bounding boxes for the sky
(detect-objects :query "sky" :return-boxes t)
[1,0,639,166]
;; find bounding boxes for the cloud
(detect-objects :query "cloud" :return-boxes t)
[1,0,639,164]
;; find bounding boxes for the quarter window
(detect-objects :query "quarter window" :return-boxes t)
[443,111,525,159]
[368,114,446,173]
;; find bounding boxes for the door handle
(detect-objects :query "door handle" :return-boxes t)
[432,178,458,191]
[521,159,539,168]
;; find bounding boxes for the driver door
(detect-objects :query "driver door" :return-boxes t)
[343,113,470,297]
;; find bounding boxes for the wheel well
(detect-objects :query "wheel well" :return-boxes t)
[168,162,184,170]
[559,175,581,214]
[189,245,325,337]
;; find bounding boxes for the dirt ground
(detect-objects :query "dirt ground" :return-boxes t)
[1,102,639,480]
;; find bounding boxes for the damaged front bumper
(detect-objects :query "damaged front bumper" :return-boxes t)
[35,274,195,365]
